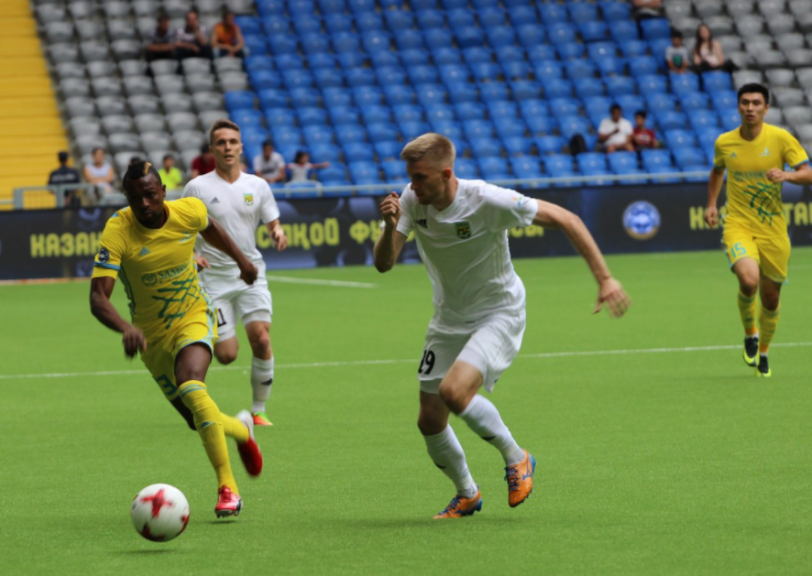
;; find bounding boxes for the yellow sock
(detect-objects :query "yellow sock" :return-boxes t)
[178,380,239,495]
[222,413,249,444]
[737,291,758,336]
[758,305,780,354]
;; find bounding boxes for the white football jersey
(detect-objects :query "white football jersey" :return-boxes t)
[395,179,538,324]
[182,171,280,275]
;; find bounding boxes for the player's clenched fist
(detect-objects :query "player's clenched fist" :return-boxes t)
[705,205,719,229]
[380,191,401,229]
[122,325,146,358]
[239,262,258,286]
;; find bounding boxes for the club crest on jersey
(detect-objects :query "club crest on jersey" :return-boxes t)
[455,221,472,239]
[244,193,254,206]
[99,247,110,263]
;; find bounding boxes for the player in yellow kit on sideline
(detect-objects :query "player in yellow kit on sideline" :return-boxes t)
[89,160,263,517]
[706,83,812,377]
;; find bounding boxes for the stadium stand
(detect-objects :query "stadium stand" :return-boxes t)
[22,0,811,202]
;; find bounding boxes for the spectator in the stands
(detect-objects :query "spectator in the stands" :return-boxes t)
[145,13,176,62]
[211,8,245,59]
[83,147,116,201]
[48,151,81,207]
[253,141,286,184]
[191,144,216,178]
[666,30,690,74]
[176,10,213,60]
[632,111,658,150]
[288,151,331,183]
[598,104,635,153]
[632,0,664,21]
[158,154,184,192]
[693,24,737,73]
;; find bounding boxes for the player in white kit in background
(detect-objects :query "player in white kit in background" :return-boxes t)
[183,119,288,426]
[374,134,631,519]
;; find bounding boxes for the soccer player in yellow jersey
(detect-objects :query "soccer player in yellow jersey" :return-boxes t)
[706,83,812,377]
[89,160,264,517]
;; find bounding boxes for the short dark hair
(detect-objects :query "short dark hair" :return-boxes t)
[671,29,683,39]
[262,140,274,148]
[163,153,174,162]
[737,83,770,104]
[635,110,647,119]
[200,143,210,154]
[610,103,621,113]
[209,119,241,143]
[91,147,104,155]
[294,150,307,163]
[58,151,69,163]
[122,159,161,191]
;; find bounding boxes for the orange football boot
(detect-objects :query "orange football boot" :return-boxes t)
[433,491,483,519]
[505,450,536,508]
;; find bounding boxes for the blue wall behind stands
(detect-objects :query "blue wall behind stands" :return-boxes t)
[3,183,812,281]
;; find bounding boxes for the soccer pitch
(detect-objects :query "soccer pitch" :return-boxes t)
[2,249,812,576]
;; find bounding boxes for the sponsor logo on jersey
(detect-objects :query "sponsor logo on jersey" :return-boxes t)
[623,201,661,240]
[244,193,254,206]
[730,153,737,159]
[141,261,190,286]
[212,197,220,204]
[416,218,428,228]
[455,221,472,239]
[138,246,151,257]
[99,247,110,263]
[760,147,770,157]
[178,231,194,244]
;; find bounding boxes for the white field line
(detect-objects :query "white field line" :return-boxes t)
[266,274,377,289]
[1,342,811,382]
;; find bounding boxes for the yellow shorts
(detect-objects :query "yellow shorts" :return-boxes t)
[139,307,218,400]
[722,222,790,284]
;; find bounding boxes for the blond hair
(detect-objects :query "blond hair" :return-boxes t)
[400,133,456,169]
[209,119,241,143]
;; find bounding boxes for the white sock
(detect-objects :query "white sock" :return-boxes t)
[459,395,525,466]
[250,356,274,414]
[746,333,759,341]
[423,425,478,498]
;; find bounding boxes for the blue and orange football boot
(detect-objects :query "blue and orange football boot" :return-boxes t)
[433,491,483,519]
[505,450,536,508]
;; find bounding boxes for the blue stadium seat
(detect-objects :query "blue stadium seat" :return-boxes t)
[618,39,647,57]
[511,156,543,177]
[548,22,577,44]
[502,135,533,155]
[257,0,285,17]
[407,65,439,85]
[534,61,564,79]
[536,136,565,155]
[236,16,262,36]
[400,49,431,66]
[480,83,509,103]
[246,54,275,71]
[487,26,517,48]
[367,122,400,142]
[638,74,668,96]
[381,159,408,181]
[695,126,724,148]
[608,151,640,173]
[344,68,376,87]
[570,2,599,23]
[307,53,337,70]
[425,103,455,123]
[369,51,399,68]
[575,78,605,98]
[525,115,555,135]
[262,16,290,35]
[646,93,677,113]
[665,129,697,149]
[289,87,319,107]
[423,28,451,48]
[376,66,406,87]
[679,91,710,110]
[702,72,732,92]
[297,107,328,126]
[293,16,321,36]
[479,7,507,27]
[361,31,391,53]
[268,34,297,55]
[640,18,671,41]
[392,104,423,123]
[413,0,438,9]
[470,137,502,158]
[516,24,546,47]
[319,0,347,14]
[265,107,295,126]
[456,101,485,121]
[511,80,541,101]
[584,96,613,118]
[670,73,700,94]
[323,87,352,107]
[385,10,415,31]
[558,116,591,140]
[313,68,343,89]
[541,78,573,99]
[462,46,492,65]
[557,42,585,60]
[478,157,511,179]
[527,44,557,61]
[463,119,495,139]
[566,59,598,80]
[456,27,486,48]
[432,121,463,141]
[303,124,335,145]
[641,149,674,170]
[470,62,500,83]
[355,11,384,31]
[324,13,353,33]
[274,54,304,70]
[548,97,580,117]
[347,0,376,12]
[299,33,330,55]
[448,84,478,104]
[579,21,607,42]
[605,76,636,96]
[712,91,739,113]
[383,85,415,106]
[244,35,268,56]
[283,70,315,90]
[329,105,361,125]
[331,32,360,53]
[520,99,549,118]
[594,56,626,77]
[289,0,316,15]
[353,86,383,106]
[270,128,302,150]
[249,69,282,90]
[443,0,470,12]
[375,140,402,160]
[545,154,576,177]
[508,5,539,26]
[645,165,680,183]
[232,108,264,127]
[502,60,531,80]
[343,142,374,162]
[689,110,721,131]
[417,10,445,29]
[587,42,617,61]
[455,158,480,179]
[495,45,526,65]
[672,147,707,169]
[395,29,425,52]
[310,142,342,162]
[615,94,645,114]
[539,3,570,24]
[600,1,632,21]
[361,105,392,125]
[399,120,431,140]
[349,161,380,181]
[433,47,462,65]
[627,55,659,78]
[417,85,449,106]
[488,100,518,120]
[257,88,287,109]
[656,111,688,131]
[578,152,608,173]
[609,19,639,42]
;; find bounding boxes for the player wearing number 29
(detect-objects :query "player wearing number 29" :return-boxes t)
[183,119,288,427]
[89,160,263,518]
[374,134,631,519]
[706,83,812,377]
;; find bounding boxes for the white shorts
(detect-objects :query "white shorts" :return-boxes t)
[418,310,526,395]
[200,272,273,341]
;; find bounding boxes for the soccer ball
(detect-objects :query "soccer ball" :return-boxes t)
[131,483,190,542]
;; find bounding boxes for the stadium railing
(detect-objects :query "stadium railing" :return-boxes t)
[11,171,710,207]
[12,184,100,209]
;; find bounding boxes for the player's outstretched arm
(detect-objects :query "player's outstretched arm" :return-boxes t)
[374,192,407,273]
[766,163,812,184]
[200,216,258,285]
[89,277,146,357]
[533,200,631,318]
[705,167,726,228]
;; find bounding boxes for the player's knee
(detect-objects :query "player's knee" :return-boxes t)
[417,412,444,436]
[214,349,237,365]
[438,383,467,414]
[761,293,780,311]
[738,275,759,295]
[249,333,270,357]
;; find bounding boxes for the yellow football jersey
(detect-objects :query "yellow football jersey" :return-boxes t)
[92,197,211,335]
[714,123,809,233]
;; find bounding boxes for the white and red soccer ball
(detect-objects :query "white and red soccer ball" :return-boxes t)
[131,484,190,542]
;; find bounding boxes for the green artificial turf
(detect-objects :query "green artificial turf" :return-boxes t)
[1,249,811,575]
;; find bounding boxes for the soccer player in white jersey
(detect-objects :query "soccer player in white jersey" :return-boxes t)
[183,119,288,426]
[374,134,631,519]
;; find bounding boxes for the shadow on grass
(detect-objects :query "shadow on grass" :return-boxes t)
[114,549,177,555]
[319,516,533,530]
